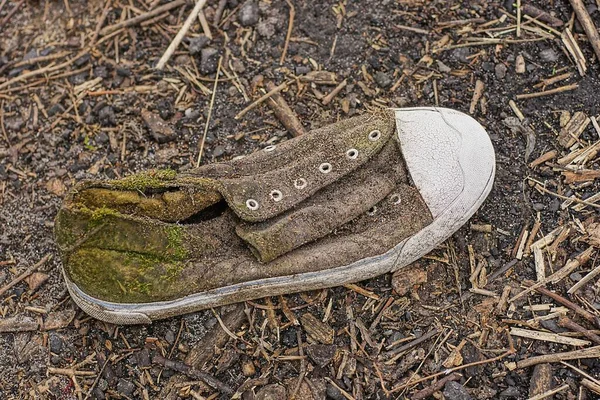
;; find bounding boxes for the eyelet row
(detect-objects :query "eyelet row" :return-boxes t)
[245,129,383,210]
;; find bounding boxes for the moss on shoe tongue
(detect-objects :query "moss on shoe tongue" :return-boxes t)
[54,169,225,303]
[55,205,199,302]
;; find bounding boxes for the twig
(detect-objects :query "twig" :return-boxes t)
[391,350,513,392]
[322,79,347,106]
[568,0,600,63]
[91,0,112,46]
[211,306,240,342]
[265,81,306,137]
[384,328,438,358]
[507,346,600,370]
[198,10,212,39]
[411,373,462,400]
[527,384,569,400]
[196,56,222,167]
[0,254,51,297]
[568,262,600,294]
[469,80,485,114]
[516,0,521,37]
[516,84,579,100]
[0,0,24,27]
[156,0,208,70]
[532,283,599,327]
[325,377,356,400]
[153,355,234,395]
[280,0,295,65]
[235,81,290,120]
[214,0,227,25]
[558,317,600,345]
[533,183,600,209]
[100,0,186,35]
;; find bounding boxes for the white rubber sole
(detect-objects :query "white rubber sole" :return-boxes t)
[64,107,495,324]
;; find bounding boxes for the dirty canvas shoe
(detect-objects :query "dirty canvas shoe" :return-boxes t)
[55,107,495,324]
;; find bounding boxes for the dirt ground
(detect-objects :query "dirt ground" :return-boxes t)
[2,0,600,399]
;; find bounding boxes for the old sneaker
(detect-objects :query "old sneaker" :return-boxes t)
[55,107,495,324]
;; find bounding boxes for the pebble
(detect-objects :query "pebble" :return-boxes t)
[141,109,177,143]
[48,333,64,354]
[539,48,559,62]
[238,1,260,27]
[436,60,452,73]
[306,344,337,367]
[570,272,583,282]
[48,104,65,117]
[499,386,520,398]
[255,384,286,400]
[93,65,109,78]
[495,63,507,79]
[200,47,219,74]
[443,381,473,400]
[116,379,136,397]
[98,105,117,126]
[451,47,470,63]
[212,145,226,157]
[189,35,210,55]
[374,71,392,88]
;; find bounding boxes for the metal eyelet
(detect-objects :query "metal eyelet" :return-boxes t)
[294,178,307,189]
[319,163,332,174]
[367,206,377,216]
[246,199,259,210]
[346,149,359,160]
[270,190,283,202]
[390,194,402,205]
[368,129,381,142]
[264,145,276,152]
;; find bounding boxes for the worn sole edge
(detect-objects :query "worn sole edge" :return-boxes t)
[63,107,495,325]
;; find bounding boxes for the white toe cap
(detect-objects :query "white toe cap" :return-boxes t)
[394,107,495,219]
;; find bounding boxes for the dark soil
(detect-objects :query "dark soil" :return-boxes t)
[2,0,600,399]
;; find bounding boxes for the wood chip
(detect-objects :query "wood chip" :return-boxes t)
[510,327,591,346]
[557,111,590,148]
[300,313,335,345]
[469,79,485,114]
[506,346,600,370]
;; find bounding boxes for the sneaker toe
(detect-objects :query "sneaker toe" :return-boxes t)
[394,107,495,219]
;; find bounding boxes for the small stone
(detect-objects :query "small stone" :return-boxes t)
[255,384,286,400]
[189,35,210,55]
[46,178,67,196]
[116,379,136,397]
[157,99,173,120]
[539,48,559,63]
[94,66,109,78]
[306,344,336,367]
[495,63,507,79]
[48,104,65,117]
[165,330,175,344]
[499,386,520,398]
[451,47,470,63]
[48,333,64,354]
[295,65,311,75]
[5,116,24,131]
[516,54,526,74]
[74,53,91,67]
[570,272,583,282]
[374,71,392,88]
[116,67,131,77]
[141,109,177,143]
[238,1,259,27]
[212,145,226,157]
[185,108,201,120]
[242,360,256,376]
[174,54,191,66]
[98,105,116,126]
[200,47,219,74]
[443,381,473,400]
[96,131,109,145]
[436,60,451,73]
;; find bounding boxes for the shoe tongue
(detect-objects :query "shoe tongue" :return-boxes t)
[193,110,396,223]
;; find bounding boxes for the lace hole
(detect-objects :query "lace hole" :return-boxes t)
[294,178,307,189]
[346,149,359,160]
[263,145,276,152]
[319,163,332,174]
[246,199,259,210]
[270,190,283,202]
[390,194,401,205]
[367,206,377,216]
[368,130,381,142]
